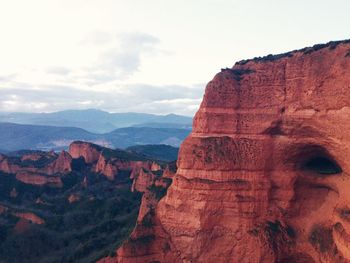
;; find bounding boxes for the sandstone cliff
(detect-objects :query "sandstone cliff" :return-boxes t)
[0,141,164,190]
[69,141,156,181]
[106,40,350,263]
[0,150,72,177]
[15,171,63,187]
[48,150,72,174]
[69,141,102,164]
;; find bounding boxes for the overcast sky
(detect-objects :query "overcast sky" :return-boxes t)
[0,0,349,116]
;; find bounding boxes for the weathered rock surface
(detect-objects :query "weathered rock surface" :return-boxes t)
[68,193,80,203]
[0,154,17,174]
[95,153,119,180]
[13,212,45,225]
[16,171,63,187]
[0,150,72,176]
[0,141,164,192]
[106,40,350,262]
[48,150,72,174]
[69,141,157,181]
[69,141,102,164]
[99,176,174,263]
[131,168,155,193]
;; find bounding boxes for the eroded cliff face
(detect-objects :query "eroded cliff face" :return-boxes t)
[69,141,102,164]
[15,171,63,187]
[110,40,350,263]
[0,141,164,190]
[0,151,72,187]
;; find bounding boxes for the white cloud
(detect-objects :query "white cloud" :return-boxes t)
[0,0,349,116]
[89,32,161,81]
[46,67,71,76]
[0,83,205,116]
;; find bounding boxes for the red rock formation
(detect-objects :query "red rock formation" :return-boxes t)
[0,155,19,174]
[47,150,72,174]
[98,161,174,263]
[21,152,56,162]
[69,141,101,163]
[100,176,174,263]
[162,161,177,178]
[151,162,161,172]
[0,151,72,176]
[68,193,80,203]
[0,141,161,188]
[14,219,32,234]
[13,212,45,225]
[95,153,119,180]
[104,40,350,263]
[131,168,156,193]
[94,149,157,181]
[16,171,63,188]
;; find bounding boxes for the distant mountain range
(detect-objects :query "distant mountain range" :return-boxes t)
[0,109,193,133]
[0,122,190,152]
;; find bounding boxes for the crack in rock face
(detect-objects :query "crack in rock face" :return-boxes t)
[106,41,350,263]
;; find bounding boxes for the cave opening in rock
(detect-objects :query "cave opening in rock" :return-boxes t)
[304,157,342,175]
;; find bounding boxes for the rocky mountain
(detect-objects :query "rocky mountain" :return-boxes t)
[99,40,350,263]
[0,109,193,133]
[0,123,190,151]
[0,141,175,263]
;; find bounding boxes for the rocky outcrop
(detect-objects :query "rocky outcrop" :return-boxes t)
[21,151,57,162]
[14,219,32,234]
[99,176,174,263]
[0,141,163,188]
[151,162,161,172]
[16,171,63,188]
[68,193,80,203]
[131,168,155,193]
[13,212,45,225]
[95,153,119,180]
[162,161,177,178]
[98,157,174,263]
[47,150,72,174]
[0,155,18,174]
[0,204,45,235]
[0,150,72,176]
[69,141,157,181]
[69,141,102,164]
[107,40,350,262]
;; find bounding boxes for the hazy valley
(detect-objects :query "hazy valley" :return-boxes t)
[0,110,191,152]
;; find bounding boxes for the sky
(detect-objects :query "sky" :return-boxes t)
[0,0,349,116]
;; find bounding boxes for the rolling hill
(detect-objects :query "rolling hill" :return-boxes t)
[0,122,190,152]
[126,144,179,162]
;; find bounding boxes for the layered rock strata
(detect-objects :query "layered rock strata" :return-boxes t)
[0,150,72,176]
[0,141,162,185]
[15,171,63,187]
[107,40,350,262]
[69,141,102,164]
